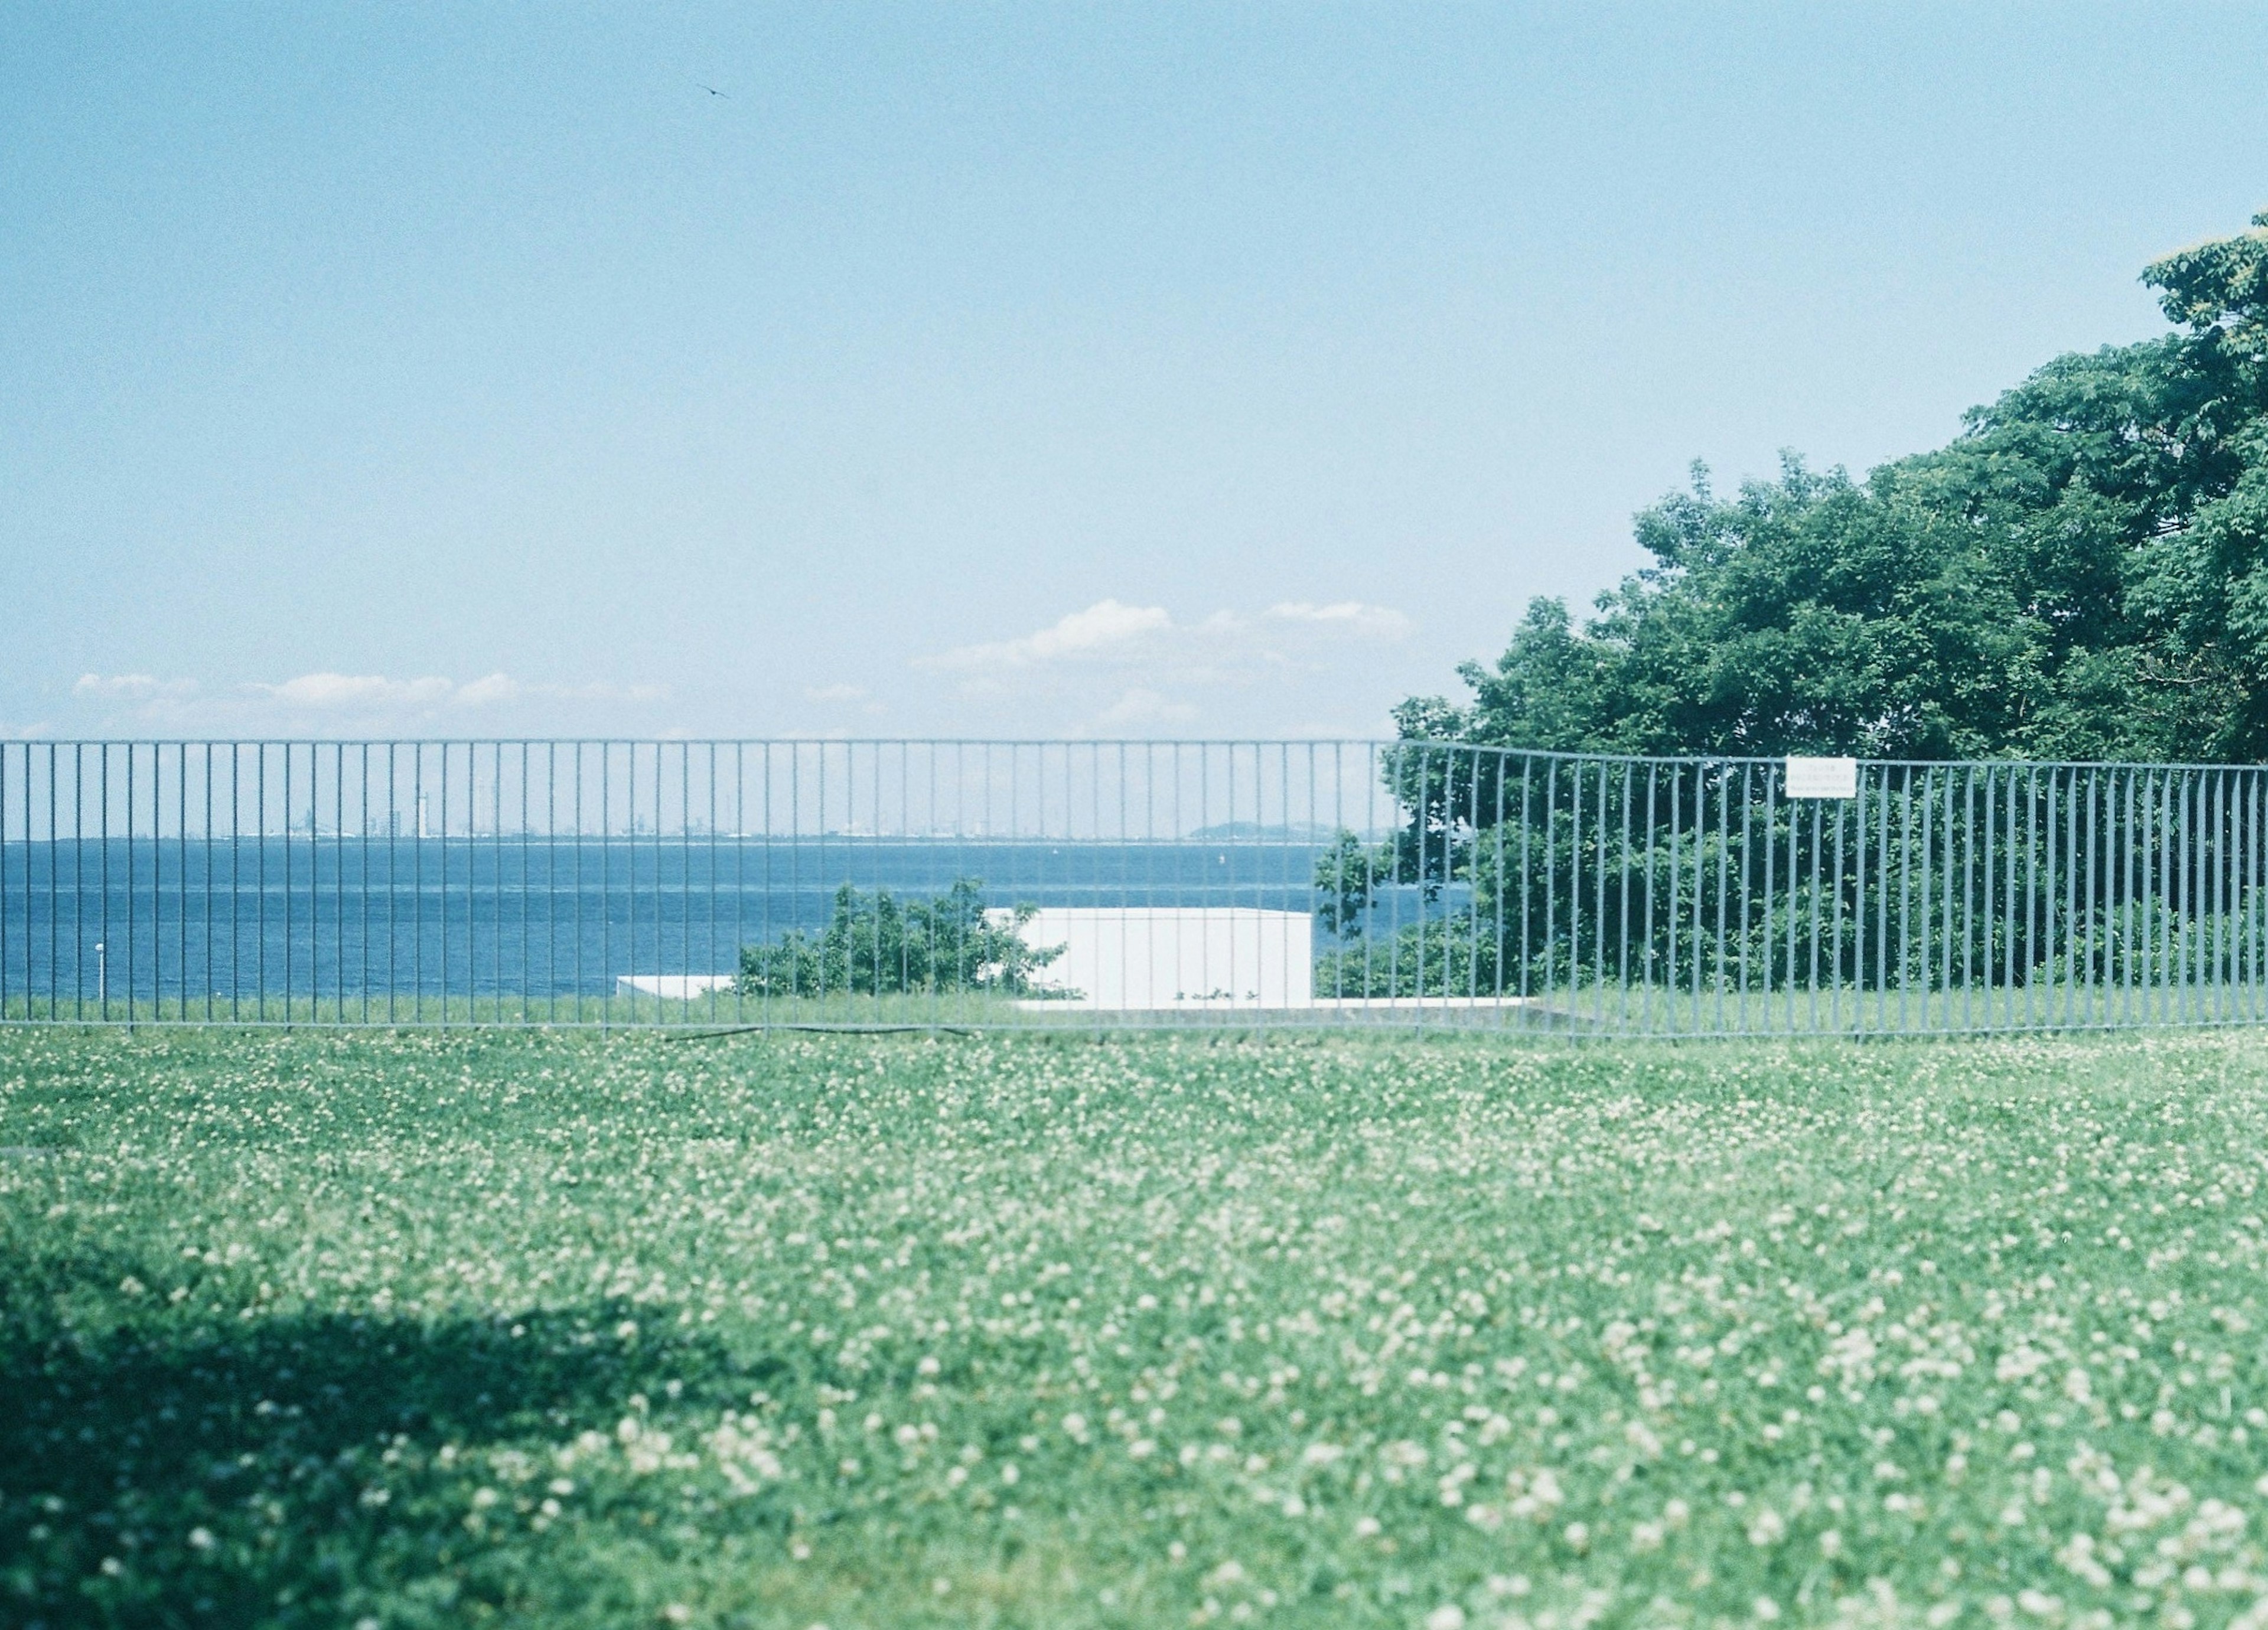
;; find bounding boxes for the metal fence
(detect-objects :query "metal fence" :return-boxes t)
[2,739,2265,1035]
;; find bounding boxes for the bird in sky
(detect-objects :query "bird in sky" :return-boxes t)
[696,83,729,98]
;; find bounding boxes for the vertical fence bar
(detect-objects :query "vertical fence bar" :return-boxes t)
[2133,768,2148,1027]
[1896,765,1912,1034]
[2153,766,2166,1026]
[2180,770,2195,1025]
[1543,759,1559,1026]
[2179,766,2192,1026]
[2065,764,2077,1026]
[1710,762,1726,1033]
[1828,778,1845,1033]
[2146,769,2162,1026]
[1565,757,1582,1023]
[280,743,292,1025]
[1801,791,1818,1032]
[356,745,368,1024]
[175,745,187,1023]
[2081,768,2097,1028]
[2193,769,2205,1026]
[1991,761,2006,1032]
[1736,763,1752,1034]
[736,741,747,1028]
[8,746,19,1018]
[1668,762,1684,1033]
[2168,771,2186,1025]
[625,742,639,1023]
[123,742,135,1023]
[2206,770,2218,1025]
[1846,766,1864,1030]
[601,744,613,1028]
[1950,766,1969,1034]
[1937,768,1953,1032]
[2122,767,2135,1027]
[2240,775,2259,1020]
[1593,760,1610,1027]
[2181,767,2194,1026]
[572,742,584,1025]
[1871,764,1888,1032]
[99,744,110,1022]
[1769,766,1787,1025]
[1615,760,1632,1032]
[1,744,9,1020]
[2215,770,2229,1024]
[1518,756,1532,1027]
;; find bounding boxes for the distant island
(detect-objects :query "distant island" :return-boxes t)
[1184,821,1345,843]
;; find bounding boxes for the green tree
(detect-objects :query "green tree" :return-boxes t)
[1409,210,2268,764]
[735,878,1065,998]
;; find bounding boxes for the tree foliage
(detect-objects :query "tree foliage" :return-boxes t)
[735,878,1065,998]
[1406,211,2268,764]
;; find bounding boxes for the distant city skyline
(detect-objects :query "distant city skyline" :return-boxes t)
[8,5,2267,741]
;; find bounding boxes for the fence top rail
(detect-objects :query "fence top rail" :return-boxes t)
[8,736,2268,775]
[1383,740,2268,774]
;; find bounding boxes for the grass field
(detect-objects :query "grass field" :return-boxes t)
[4,1028,2267,1629]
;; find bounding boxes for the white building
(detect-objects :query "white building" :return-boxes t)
[1008,907,1314,1010]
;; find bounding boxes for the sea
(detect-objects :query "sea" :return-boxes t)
[0,836,1460,1005]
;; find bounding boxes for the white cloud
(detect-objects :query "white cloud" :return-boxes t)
[253,673,455,710]
[561,682,669,703]
[451,672,522,707]
[927,599,1174,671]
[926,596,1409,680]
[1093,687,1199,729]
[60,669,670,731]
[74,673,198,700]
[1265,601,1411,638]
[915,596,1415,734]
[242,672,667,712]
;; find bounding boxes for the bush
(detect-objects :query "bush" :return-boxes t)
[734,877,1066,997]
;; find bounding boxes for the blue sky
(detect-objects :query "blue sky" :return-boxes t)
[7,4,2266,741]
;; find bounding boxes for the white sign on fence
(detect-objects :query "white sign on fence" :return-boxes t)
[1784,755,1859,799]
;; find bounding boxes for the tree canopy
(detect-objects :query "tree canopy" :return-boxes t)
[1405,210,2268,764]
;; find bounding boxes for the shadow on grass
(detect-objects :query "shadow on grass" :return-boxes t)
[1,1250,787,1629]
